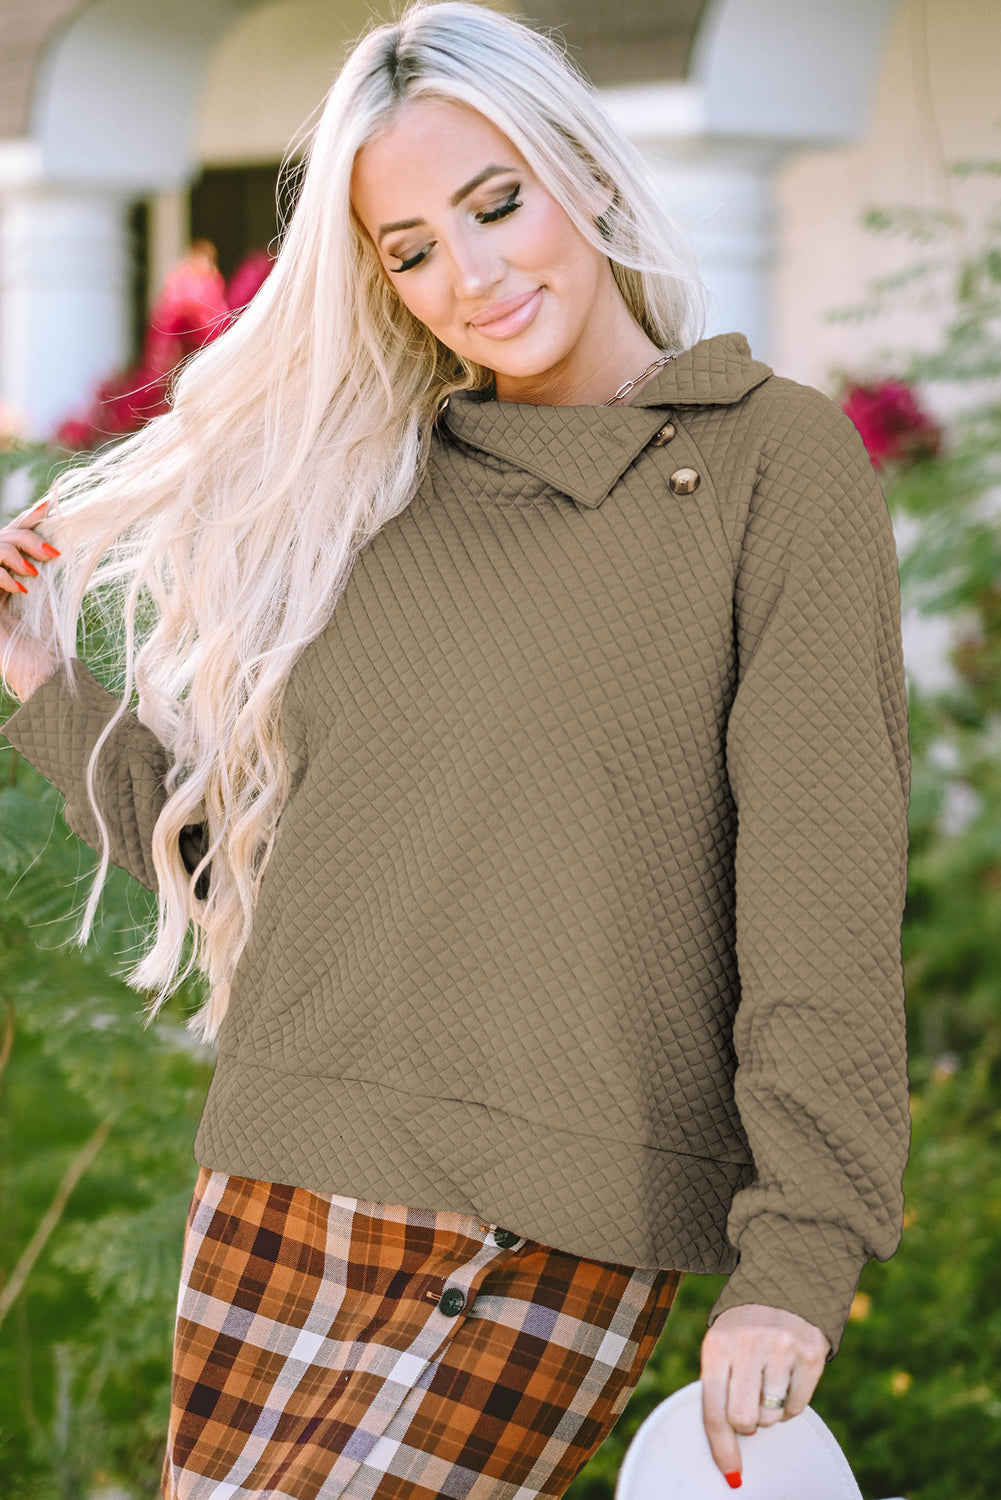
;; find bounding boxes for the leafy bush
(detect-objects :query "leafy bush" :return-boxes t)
[0,744,212,1498]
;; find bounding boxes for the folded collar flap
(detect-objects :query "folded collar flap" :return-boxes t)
[440,399,677,507]
[439,331,772,507]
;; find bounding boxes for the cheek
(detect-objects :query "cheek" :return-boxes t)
[387,271,454,339]
[521,197,600,288]
[508,194,568,271]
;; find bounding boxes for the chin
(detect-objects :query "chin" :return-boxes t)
[460,314,574,379]
[471,339,574,383]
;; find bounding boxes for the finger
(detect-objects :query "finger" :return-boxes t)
[1,535,59,566]
[780,1357,822,1421]
[0,566,30,594]
[701,1359,744,1484]
[13,497,50,528]
[0,543,43,576]
[757,1362,794,1428]
[0,524,58,554]
[726,1360,769,1440]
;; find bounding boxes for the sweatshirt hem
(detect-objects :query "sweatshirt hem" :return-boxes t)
[193,1063,751,1276]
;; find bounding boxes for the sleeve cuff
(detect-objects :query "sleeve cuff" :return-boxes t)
[1,658,127,799]
[705,1213,874,1362]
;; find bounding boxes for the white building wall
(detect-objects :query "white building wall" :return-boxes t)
[194,0,372,164]
[772,0,1001,390]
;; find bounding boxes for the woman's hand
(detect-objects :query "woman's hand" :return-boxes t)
[0,497,60,701]
[700,1303,832,1488]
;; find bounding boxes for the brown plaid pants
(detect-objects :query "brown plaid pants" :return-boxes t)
[162,1169,682,1499]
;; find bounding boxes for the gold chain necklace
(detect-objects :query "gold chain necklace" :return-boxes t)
[602,350,679,407]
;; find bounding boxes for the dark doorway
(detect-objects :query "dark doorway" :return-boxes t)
[189,163,284,280]
[127,198,150,361]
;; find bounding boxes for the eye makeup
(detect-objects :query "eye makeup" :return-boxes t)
[387,184,523,273]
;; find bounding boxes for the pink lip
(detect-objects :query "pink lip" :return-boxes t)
[468,287,543,337]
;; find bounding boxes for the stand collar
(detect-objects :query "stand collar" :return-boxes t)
[437,331,773,509]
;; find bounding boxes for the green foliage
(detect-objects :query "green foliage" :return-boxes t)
[816,1073,1001,1500]
[0,741,212,1499]
[865,199,1001,1101]
[0,442,90,512]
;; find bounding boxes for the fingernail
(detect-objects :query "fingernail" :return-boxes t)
[40,543,60,558]
[15,581,28,593]
[725,1473,742,1489]
[22,560,38,576]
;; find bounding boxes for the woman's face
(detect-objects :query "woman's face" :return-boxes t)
[350,98,638,403]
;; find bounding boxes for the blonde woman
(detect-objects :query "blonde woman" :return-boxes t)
[0,3,910,1496]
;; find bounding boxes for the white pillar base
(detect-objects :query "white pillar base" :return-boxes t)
[0,184,132,438]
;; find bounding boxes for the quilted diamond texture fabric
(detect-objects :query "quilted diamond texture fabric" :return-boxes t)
[0,331,911,1362]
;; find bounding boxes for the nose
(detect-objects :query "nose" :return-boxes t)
[445,228,503,301]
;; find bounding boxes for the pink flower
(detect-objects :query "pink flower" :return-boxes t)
[53,415,98,451]
[225,249,275,313]
[841,378,942,469]
[92,366,171,435]
[53,367,169,450]
[143,241,230,375]
[52,241,274,450]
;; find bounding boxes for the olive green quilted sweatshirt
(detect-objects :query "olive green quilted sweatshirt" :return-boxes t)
[1,331,911,1360]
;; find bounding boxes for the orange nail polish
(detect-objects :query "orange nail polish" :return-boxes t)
[15,581,28,593]
[725,1473,742,1489]
[22,560,38,576]
[40,542,60,558]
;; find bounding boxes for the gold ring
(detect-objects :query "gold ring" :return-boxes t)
[760,1393,787,1410]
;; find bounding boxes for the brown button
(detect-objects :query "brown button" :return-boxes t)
[669,466,700,495]
[651,422,676,446]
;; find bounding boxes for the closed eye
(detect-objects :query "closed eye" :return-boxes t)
[477,186,522,224]
[388,185,523,273]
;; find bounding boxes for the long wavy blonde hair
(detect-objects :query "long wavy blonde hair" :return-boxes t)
[8,0,710,1041]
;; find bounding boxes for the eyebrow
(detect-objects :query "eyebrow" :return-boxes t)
[377,164,517,242]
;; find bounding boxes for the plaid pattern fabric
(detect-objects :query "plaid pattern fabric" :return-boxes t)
[162,1169,682,1499]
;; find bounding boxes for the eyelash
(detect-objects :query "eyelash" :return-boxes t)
[389,186,523,274]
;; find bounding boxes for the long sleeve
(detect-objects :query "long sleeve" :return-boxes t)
[0,657,206,894]
[705,386,911,1361]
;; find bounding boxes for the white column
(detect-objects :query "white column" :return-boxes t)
[0,185,131,438]
[148,189,190,317]
[645,143,783,365]
[601,86,786,365]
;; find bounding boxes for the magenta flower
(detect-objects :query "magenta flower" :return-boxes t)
[144,242,230,376]
[225,249,275,313]
[841,378,942,469]
[52,241,275,451]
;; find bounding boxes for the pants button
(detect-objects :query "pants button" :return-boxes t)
[438,1287,466,1317]
[493,1228,521,1249]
